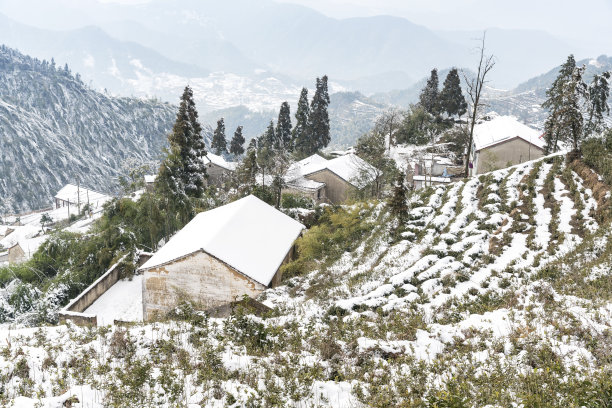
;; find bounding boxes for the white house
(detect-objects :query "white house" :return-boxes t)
[203,152,237,186]
[54,184,110,211]
[138,195,305,320]
[284,153,379,203]
[470,114,545,175]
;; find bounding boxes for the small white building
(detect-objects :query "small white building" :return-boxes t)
[54,184,110,211]
[412,175,452,189]
[470,115,545,176]
[284,153,379,204]
[139,195,305,320]
[203,152,237,187]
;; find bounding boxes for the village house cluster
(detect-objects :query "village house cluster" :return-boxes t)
[3,114,547,324]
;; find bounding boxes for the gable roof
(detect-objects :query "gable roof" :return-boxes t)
[54,184,110,206]
[473,115,544,152]
[286,153,378,188]
[139,195,305,286]
[203,152,237,171]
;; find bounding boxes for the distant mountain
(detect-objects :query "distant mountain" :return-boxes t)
[0,0,584,93]
[487,55,612,127]
[0,45,200,214]
[202,91,386,150]
[0,13,208,97]
[371,55,612,130]
[435,28,574,89]
[0,13,301,113]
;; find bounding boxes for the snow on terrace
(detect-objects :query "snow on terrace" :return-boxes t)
[140,195,305,286]
[84,275,143,326]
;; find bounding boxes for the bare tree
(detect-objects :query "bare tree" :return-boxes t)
[374,108,403,152]
[462,32,495,176]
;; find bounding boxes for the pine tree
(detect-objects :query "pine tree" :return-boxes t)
[276,101,293,151]
[261,120,276,149]
[292,87,311,157]
[163,85,207,199]
[211,118,228,155]
[309,75,331,154]
[387,172,408,225]
[419,68,440,116]
[585,72,611,137]
[558,66,587,152]
[543,55,577,153]
[229,125,246,157]
[439,68,467,118]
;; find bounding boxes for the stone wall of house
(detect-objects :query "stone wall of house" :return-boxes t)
[475,139,545,175]
[142,251,269,321]
[206,163,232,186]
[306,169,353,204]
[8,244,25,264]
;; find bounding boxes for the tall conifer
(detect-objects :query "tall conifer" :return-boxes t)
[276,102,293,151]
[309,75,331,154]
[293,87,311,157]
[543,55,576,152]
[229,125,245,157]
[439,68,467,118]
[162,85,207,199]
[211,118,228,155]
[419,68,440,116]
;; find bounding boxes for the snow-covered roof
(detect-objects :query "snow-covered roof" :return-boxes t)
[286,154,329,180]
[287,153,378,188]
[54,184,110,206]
[286,178,326,191]
[140,195,305,286]
[323,154,378,187]
[203,152,237,171]
[144,175,157,183]
[0,225,39,249]
[473,115,544,152]
[413,176,451,183]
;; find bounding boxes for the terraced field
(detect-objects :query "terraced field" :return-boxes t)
[1,155,611,407]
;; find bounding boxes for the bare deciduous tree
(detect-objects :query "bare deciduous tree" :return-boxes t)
[374,108,403,152]
[462,32,495,176]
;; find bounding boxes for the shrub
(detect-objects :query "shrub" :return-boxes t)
[281,193,313,209]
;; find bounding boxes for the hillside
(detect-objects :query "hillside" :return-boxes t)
[1,154,610,406]
[202,91,386,149]
[0,45,185,214]
[374,55,612,131]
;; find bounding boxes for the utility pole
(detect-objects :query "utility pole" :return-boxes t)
[77,176,81,215]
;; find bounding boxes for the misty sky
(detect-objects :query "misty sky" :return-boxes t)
[96,0,611,54]
[274,0,612,42]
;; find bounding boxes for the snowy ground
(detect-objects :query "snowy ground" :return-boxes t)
[84,275,143,326]
[0,155,610,407]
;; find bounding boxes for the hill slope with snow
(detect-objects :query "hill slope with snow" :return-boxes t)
[0,45,198,214]
[1,154,610,406]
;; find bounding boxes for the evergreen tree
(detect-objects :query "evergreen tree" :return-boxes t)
[276,102,293,151]
[543,55,577,152]
[292,87,311,157]
[308,75,331,154]
[387,172,409,225]
[211,118,228,155]
[261,120,276,149]
[439,68,467,118]
[229,125,246,157]
[235,147,259,187]
[585,71,611,137]
[162,86,207,199]
[419,68,440,116]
